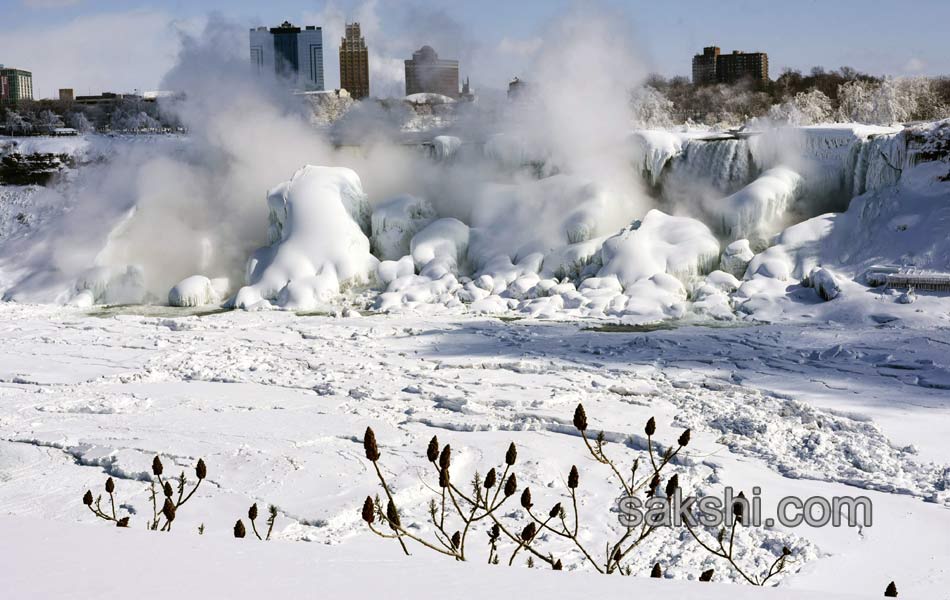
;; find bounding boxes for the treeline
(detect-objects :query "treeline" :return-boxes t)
[0,97,182,136]
[633,66,950,128]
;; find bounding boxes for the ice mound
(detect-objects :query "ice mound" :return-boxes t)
[168,275,229,307]
[706,167,803,244]
[410,218,470,275]
[370,194,437,261]
[597,210,720,288]
[232,166,377,311]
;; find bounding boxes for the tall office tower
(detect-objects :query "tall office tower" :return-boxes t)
[339,22,369,99]
[250,22,325,91]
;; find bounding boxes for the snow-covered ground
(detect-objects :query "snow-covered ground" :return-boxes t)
[2,113,950,597]
[1,302,948,597]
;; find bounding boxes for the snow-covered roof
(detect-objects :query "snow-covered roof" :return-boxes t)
[404,93,456,105]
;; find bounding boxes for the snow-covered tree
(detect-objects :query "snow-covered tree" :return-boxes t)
[768,89,833,125]
[67,111,95,133]
[4,111,33,135]
[630,85,674,128]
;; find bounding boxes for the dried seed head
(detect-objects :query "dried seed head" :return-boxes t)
[426,436,439,462]
[451,531,461,549]
[699,568,714,582]
[105,477,115,494]
[195,458,207,480]
[234,519,246,538]
[484,468,497,489]
[612,546,622,562]
[573,404,588,432]
[650,563,662,578]
[439,466,450,488]
[645,417,656,437]
[884,581,898,597]
[678,428,691,447]
[648,474,661,495]
[568,465,579,489]
[520,488,533,510]
[549,503,562,519]
[503,473,517,497]
[505,442,517,466]
[733,491,746,520]
[664,474,679,498]
[162,497,176,522]
[363,427,380,462]
[82,490,94,506]
[163,481,173,498]
[269,505,278,519]
[488,523,500,542]
[386,500,401,527]
[116,517,130,528]
[782,546,791,556]
[248,503,258,521]
[553,559,563,571]
[152,456,164,476]
[520,522,536,542]
[361,496,375,524]
[438,445,452,469]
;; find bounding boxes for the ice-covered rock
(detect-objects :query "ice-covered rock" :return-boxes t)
[721,240,756,279]
[804,267,841,301]
[410,218,470,274]
[233,166,378,311]
[597,210,720,289]
[168,275,229,307]
[371,194,437,261]
[377,255,415,286]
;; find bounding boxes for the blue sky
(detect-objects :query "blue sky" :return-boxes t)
[3,0,949,98]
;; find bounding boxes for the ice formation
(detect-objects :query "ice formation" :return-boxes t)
[168,275,229,307]
[597,210,720,288]
[370,194,436,261]
[707,167,803,244]
[231,166,377,311]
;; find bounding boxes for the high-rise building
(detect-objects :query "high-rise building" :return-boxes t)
[59,89,75,102]
[339,22,369,99]
[692,46,769,85]
[404,46,459,99]
[0,66,33,106]
[250,22,325,91]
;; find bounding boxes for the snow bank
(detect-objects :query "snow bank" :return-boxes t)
[232,166,377,310]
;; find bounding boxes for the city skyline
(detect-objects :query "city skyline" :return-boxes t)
[2,0,949,99]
